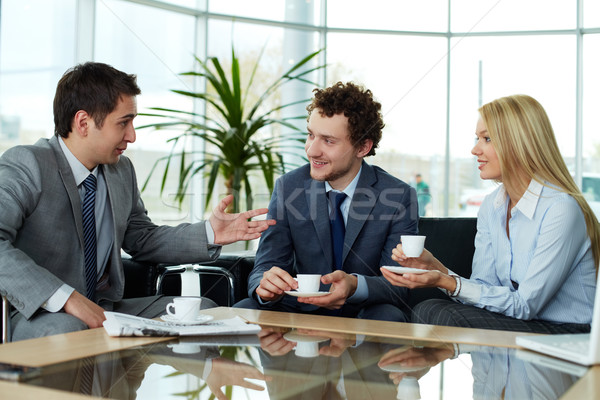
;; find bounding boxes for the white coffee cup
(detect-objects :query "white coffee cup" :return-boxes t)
[295,341,319,358]
[400,235,426,258]
[295,274,321,292]
[396,376,421,399]
[166,297,202,321]
[168,342,201,354]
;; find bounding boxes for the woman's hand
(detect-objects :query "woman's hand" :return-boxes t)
[391,245,447,274]
[381,267,448,289]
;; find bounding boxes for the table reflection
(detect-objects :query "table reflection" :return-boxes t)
[25,328,588,399]
[469,345,586,400]
[257,327,398,399]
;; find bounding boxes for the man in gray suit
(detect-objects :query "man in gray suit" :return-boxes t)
[0,62,274,341]
[235,82,418,321]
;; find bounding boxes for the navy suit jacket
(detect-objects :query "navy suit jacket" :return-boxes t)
[248,161,418,312]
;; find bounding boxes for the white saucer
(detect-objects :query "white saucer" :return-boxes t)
[283,331,330,343]
[382,266,428,275]
[284,290,330,298]
[379,363,428,373]
[160,314,214,325]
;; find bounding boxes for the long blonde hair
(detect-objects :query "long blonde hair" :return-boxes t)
[479,94,600,269]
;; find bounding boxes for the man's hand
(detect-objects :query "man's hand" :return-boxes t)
[256,267,297,302]
[294,329,357,358]
[258,328,296,356]
[209,195,276,245]
[297,270,357,309]
[63,291,106,328]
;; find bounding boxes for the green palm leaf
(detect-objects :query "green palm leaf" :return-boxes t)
[140,43,325,213]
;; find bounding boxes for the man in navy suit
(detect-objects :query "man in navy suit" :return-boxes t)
[235,82,418,321]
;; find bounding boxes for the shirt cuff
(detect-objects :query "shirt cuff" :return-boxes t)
[256,292,272,305]
[346,274,367,303]
[205,221,215,245]
[202,358,213,380]
[42,284,75,312]
[353,334,365,347]
[455,278,481,304]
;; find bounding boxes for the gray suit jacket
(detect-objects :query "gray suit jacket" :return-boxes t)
[248,161,418,312]
[0,136,217,319]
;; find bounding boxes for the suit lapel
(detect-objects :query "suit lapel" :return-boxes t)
[102,163,122,257]
[305,178,333,267]
[49,136,85,250]
[343,162,378,263]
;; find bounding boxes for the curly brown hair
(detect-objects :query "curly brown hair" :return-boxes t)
[306,82,384,156]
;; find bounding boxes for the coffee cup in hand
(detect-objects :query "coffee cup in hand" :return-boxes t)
[166,297,202,321]
[295,274,321,292]
[400,235,426,258]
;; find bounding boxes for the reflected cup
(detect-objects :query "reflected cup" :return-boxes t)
[168,342,202,354]
[397,376,421,399]
[295,341,319,358]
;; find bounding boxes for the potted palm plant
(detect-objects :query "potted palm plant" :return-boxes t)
[139,46,325,213]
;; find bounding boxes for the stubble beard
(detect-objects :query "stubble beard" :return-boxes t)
[310,162,354,184]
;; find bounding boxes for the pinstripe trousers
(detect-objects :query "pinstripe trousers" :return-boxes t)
[412,299,590,334]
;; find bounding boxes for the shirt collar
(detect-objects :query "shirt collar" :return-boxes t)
[58,136,98,186]
[325,166,362,199]
[493,178,544,220]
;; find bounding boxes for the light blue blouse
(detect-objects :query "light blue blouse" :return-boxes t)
[455,179,596,324]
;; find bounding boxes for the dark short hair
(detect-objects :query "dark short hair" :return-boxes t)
[53,62,141,138]
[306,81,384,156]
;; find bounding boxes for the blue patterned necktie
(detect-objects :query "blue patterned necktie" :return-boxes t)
[82,174,97,300]
[328,191,347,270]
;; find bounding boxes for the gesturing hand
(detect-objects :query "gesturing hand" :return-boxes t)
[209,195,276,245]
[207,357,271,400]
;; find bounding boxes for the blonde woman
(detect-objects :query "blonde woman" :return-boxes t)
[382,94,600,333]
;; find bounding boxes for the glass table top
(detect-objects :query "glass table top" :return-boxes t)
[19,326,588,400]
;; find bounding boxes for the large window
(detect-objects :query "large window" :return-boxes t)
[0,0,76,148]
[1,0,598,226]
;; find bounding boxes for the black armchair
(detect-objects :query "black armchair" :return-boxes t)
[406,217,477,308]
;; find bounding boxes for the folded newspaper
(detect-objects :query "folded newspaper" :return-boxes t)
[103,311,261,337]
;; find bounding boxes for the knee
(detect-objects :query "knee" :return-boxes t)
[358,304,409,322]
[411,298,454,325]
[201,297,217,309]
[233,297,261,310]
[12,312,88,342]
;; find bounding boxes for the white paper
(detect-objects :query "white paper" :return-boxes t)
[102,311,260,337]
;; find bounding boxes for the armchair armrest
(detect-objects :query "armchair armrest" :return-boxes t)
[193,265,235,306]
[122,257,185,298]
[1,295,9,343]
[193,252,255,306]
[156,265,186,296]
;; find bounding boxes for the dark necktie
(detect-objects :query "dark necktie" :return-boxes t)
[328,191,347,270]
[82,174,97,300]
